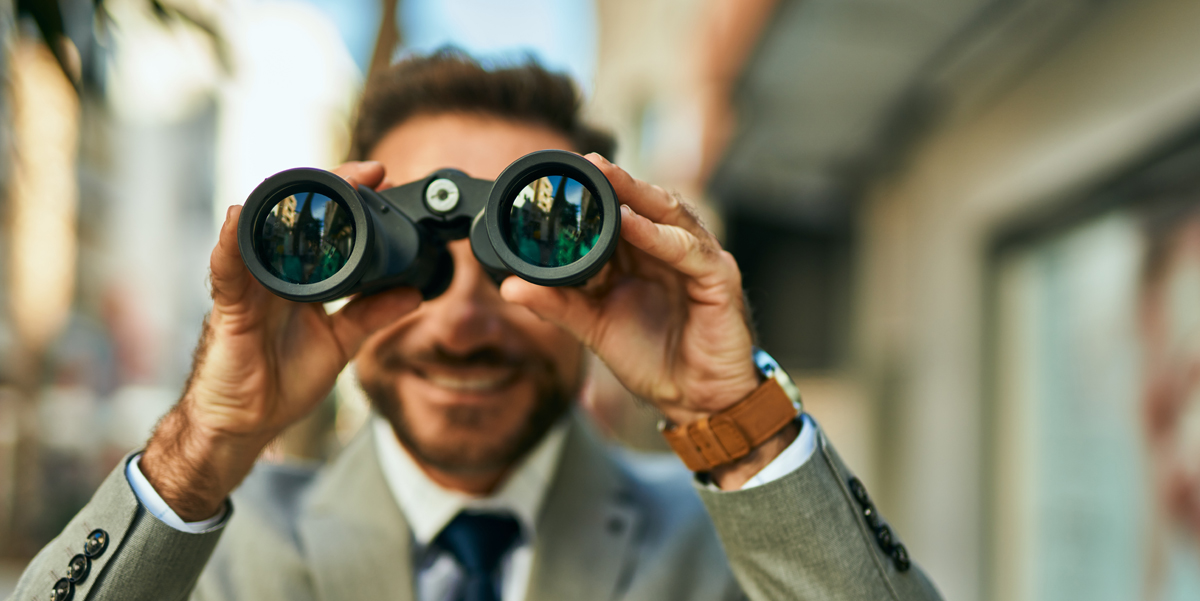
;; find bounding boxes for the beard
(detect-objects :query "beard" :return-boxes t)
[360,344,575,475]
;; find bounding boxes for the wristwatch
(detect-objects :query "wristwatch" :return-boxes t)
[660,347,803,472]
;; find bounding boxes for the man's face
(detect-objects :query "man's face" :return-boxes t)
[353,113,585,479]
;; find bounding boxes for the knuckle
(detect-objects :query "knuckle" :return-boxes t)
[693,236,719,259]
[600,160,632,184]
[653,381,683,405]
[719,251,744,283]
[718,249,739,268]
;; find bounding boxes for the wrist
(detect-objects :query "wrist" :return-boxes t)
[141,404,270,521]
[660,347,802,474]
[659,376,760,426]
[710,420,800,490]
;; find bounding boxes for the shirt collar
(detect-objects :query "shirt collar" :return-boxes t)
[371,415,570,547]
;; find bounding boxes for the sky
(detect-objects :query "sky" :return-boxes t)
[300,0,597,93]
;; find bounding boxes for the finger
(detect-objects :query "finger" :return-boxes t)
[585,153,711,241]
[618,204,728,281]
[328,287,422,357]
[499,277,605,349]
[210,205,254,306]
[331,160,386,190]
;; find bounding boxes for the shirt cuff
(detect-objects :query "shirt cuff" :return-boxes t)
[738,413,818,490]
[125,453,229,533]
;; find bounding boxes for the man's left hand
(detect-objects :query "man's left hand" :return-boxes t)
[501,154,794,487]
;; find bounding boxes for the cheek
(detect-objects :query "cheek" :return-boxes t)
[353,304,429,370]
[504,304,583,384]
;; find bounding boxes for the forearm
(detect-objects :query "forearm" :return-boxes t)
[697,424,943,601]
[10,454,224,601]
[710,421,800,490]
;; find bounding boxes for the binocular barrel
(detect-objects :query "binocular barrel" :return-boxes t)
[237,150,620,302]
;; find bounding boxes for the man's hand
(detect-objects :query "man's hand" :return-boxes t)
[140,161,420,521]
[500,154,793,489]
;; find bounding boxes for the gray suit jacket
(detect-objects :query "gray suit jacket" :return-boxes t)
[10,415,941,600]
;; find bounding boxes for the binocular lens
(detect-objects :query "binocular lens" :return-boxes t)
[507,175,602,268]
[258,191,356,285]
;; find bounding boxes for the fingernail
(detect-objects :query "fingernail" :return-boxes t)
[587,152,612,165]
[226,205,237,222]
[620,204,633,218]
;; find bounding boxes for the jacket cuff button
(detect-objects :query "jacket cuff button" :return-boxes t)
[50,577,74,601]
[862,504,882,530]
[891,543,911,572]
[84,529,109,558]
[847,477,872,507]
[874,523,895,551]
[67,553,91,583]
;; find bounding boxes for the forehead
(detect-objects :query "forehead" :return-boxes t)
[367,113,577,184]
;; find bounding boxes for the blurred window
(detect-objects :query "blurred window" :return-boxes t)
[989,136,1200,601]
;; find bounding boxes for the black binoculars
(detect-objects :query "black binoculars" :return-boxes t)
[237,150,621,302]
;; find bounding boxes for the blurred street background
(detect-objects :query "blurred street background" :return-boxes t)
[5,0,1200,599]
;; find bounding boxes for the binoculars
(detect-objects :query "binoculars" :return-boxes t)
[237,150,621,302]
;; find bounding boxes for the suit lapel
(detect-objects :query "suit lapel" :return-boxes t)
[298,426,416,601]
[525,413,643,601]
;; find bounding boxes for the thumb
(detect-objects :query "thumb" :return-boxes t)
[210,205,254,307]
[500,277,603,349]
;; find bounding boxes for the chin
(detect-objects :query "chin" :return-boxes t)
[362,363,575,475]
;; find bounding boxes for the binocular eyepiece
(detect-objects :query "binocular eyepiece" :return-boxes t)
[237,150,621,302]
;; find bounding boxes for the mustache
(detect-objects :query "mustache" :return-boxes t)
[379,344,528,372]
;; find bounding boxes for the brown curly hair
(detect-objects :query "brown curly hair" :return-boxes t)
[350,47,615,161]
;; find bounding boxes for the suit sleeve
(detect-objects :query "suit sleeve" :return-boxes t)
[695,419,943,601]
[8,453,227,601]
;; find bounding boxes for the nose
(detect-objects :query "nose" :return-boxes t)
[419,238,507,354]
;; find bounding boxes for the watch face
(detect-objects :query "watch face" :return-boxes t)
[752,347,804,410]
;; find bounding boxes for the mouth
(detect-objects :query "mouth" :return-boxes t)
[409,364,522,395]
[420,370,518,392]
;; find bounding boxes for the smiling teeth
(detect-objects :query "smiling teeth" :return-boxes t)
[425,374,507,391]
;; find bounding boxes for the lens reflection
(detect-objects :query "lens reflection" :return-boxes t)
[258,191,355,284]
[507,176,602,268]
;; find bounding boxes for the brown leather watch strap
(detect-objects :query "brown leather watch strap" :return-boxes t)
[660,379,799,472]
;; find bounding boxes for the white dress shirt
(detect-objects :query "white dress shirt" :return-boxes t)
[372,417,568,601]
[126,413,818,601]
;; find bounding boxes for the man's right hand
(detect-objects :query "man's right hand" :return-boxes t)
[140,161,420,521]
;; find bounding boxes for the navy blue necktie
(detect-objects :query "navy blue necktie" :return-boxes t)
[434,511,522,601]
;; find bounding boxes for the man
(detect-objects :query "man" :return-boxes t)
[11,51,941,601]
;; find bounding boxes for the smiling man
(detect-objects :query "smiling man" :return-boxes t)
[11,51,941,601]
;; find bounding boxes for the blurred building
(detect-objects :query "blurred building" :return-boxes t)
[702,1,1200,600]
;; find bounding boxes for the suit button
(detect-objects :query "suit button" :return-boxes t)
[875,523,895,551]
[67,554,90,582]
[847,477,871,507]
[50,577,74,601]
[892,543,911,572]
[84,529,108,558]
[862,504,882,530]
